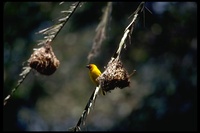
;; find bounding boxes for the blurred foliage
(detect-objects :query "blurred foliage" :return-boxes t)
[3,2,197,131]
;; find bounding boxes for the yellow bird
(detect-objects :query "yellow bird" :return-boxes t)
[86,64,106,95]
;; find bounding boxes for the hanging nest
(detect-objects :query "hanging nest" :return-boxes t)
[28,42,60,75]
[97,58,132,92]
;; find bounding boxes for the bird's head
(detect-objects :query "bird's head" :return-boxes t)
[86,64,97,70]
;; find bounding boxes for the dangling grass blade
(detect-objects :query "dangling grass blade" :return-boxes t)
[37,2,81,45]
[4,66,32,106]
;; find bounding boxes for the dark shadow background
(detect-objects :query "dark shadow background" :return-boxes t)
[3,2,197,131]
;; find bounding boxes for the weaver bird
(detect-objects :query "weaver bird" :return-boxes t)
[86,64,106,95]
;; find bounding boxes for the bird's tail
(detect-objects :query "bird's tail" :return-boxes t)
[100,89,106,95]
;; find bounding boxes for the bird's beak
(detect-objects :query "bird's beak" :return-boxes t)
[86,65,90,68]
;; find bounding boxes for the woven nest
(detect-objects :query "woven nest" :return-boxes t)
[28,43,60,75]
[97,58,131,92]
